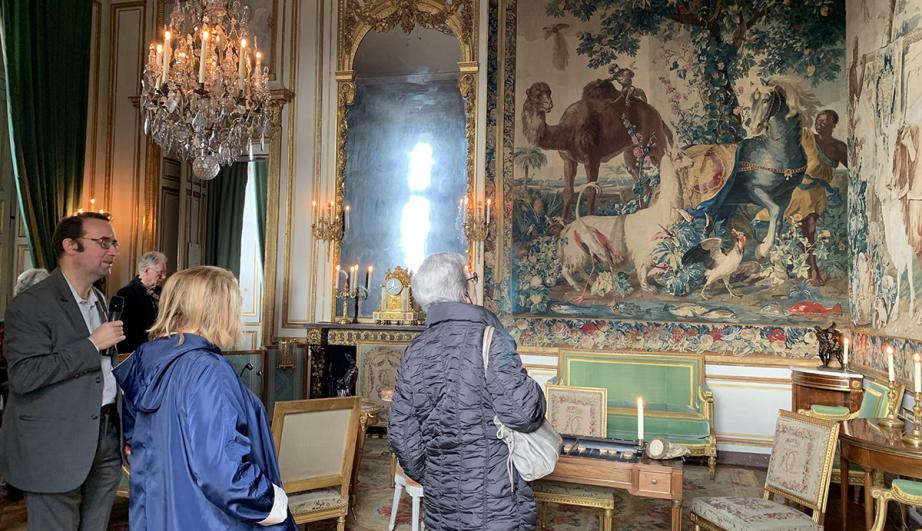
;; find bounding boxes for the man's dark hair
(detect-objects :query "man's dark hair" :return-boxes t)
[818,109,839,124]
[52,212,112,260]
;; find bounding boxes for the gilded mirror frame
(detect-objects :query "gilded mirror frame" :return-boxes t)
[332,0,478,316]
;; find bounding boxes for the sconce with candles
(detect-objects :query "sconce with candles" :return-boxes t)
[74,197,108,217]
[460,196,493,242]
[311,200,345,243]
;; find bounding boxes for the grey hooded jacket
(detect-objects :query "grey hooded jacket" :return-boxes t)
[388,302,546,530]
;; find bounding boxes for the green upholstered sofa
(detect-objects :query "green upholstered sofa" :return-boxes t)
[557,350,717,478]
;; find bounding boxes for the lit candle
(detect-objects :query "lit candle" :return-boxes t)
[238,38,247,89]
[311,200,317,220]
[161,30,171,85]
[365,266,372,291]
[199,30,209,84]
[89,198,95,210]
[486,198,492,225]
[351,265,358,289]
[155,43,163,73]
[637,397,645,441]
[842,336,849,368]
[912,354,922,393]
[888,345,896,382]
[255,50,263,75]
[344,205,350,231]
[335,264,341,289]
[328,201,334,224]
[464,196,469,224]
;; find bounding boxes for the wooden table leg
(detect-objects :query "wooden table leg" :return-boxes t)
[603,508,613,531]
[864,468,873,531]
[672,499,682,531]
[840,451,849,531]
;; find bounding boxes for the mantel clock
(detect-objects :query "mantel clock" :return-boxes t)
[373,266,423,325]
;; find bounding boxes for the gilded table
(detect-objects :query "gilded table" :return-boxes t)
[840,418,922,530]
[543,453,684,531]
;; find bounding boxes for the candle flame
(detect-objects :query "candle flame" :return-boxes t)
[887,345,894,354]
[241,38,247,48]
[637,397,643,406]
[916,353,920,363]
[156,44,163,53]
[311,200,317,207]
[202,30,209,39]
[165,30,171,40]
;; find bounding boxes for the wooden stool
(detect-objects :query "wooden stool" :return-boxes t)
[533,479,614,531]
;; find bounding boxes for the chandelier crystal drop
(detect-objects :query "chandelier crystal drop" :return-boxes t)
[140,0,271,180]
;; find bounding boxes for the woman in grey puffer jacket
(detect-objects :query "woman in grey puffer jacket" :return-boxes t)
[389,253,546,531]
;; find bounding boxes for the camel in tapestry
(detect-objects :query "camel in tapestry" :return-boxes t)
[520,80,673,224]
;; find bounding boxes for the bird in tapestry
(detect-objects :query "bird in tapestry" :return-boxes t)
[682,228,747,300]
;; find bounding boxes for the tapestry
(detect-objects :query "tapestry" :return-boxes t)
[489,0,848,349]
[846,0,922,341]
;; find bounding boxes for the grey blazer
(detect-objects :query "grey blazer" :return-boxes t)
[0,268,113,493]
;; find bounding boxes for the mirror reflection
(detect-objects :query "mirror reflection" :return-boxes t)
[340,27,468,319]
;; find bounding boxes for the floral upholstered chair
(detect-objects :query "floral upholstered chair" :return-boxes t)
[272,397,361,531]
[534,385,614,531]
[691,410,839,530]
[870,479,922,530]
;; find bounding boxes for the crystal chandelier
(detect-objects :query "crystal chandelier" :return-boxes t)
[140,0,271,180]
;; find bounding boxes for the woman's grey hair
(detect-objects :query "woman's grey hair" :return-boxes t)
[14,268,50,297]
[412,253,468,311]
[137,251,167,274]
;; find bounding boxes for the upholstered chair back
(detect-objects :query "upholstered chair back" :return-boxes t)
[272,397,361,497]
[858,379,901,419]
[764,410,839,517]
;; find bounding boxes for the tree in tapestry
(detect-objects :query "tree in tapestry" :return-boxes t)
[508,0,848,326]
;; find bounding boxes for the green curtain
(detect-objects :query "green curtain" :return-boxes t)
[1,0,92,269]
[205,162,248,278]
[253,159,268,266]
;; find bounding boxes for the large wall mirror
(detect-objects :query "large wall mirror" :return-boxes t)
[335,0,477,320]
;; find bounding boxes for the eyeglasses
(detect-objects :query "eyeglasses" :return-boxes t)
[467,272,479,285]
[82,237,120,250]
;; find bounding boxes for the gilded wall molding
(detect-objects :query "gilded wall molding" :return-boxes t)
[261,87,294,345]
[332,0,478,295]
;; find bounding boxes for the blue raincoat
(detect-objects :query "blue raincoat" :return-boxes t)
[114,334,296,530]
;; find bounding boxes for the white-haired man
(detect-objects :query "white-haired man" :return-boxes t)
[115,251,167,354]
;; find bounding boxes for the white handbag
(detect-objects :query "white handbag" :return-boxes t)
[482,326,561,486]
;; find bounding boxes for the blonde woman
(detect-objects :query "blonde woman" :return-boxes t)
[114,266,295,530]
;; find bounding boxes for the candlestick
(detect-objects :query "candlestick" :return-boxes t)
[199,30,209,84]
[914,354,921,394]
[888,345,895,382]
[365,266,372,291]
[161,30,171,85]
[842,337,849,369]
[880,380,906,429]
[637,397,645,441]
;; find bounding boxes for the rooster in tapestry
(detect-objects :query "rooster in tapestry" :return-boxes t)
[682,229,747,300]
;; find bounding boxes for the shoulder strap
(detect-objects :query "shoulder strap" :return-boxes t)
[482,326,495,371]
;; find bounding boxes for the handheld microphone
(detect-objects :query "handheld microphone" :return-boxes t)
[108,296,125,321]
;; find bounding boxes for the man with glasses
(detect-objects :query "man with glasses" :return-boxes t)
[115,251,168,354]
[1,212,126,530]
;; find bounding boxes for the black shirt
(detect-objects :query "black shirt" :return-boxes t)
[115,277,160,354]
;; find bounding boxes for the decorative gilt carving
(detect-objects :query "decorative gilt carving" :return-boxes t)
[306,328,323,345]
[328,329,420,345]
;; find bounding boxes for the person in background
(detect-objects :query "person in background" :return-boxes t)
[114,266,295,530]
[1,267,52,502]
[116,251,167,354]
[1,212,125,531]
[388,253,546,530]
